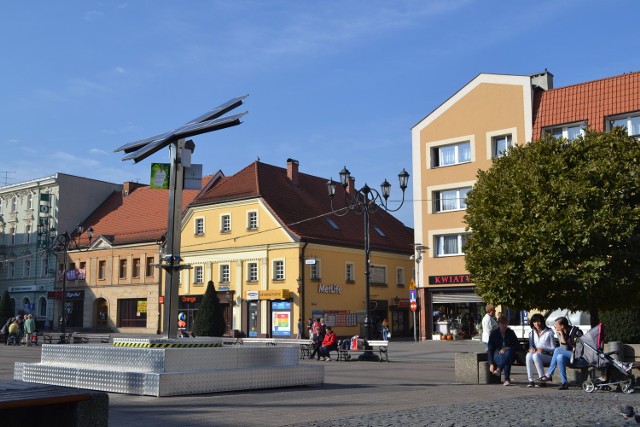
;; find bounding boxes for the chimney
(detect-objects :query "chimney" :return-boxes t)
[287,158,299,185]
[122,181,142,197]
[531,69,554,90]
[346,176,356,195]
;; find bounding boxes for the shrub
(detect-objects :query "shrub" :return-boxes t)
[192,281,226,337]
[600,309,640,343]
[0,289,14,329]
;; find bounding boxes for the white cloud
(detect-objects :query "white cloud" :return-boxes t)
[115,67,125,74]
[84,10,104,21]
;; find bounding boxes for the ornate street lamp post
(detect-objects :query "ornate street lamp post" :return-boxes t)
[327,166,409,348]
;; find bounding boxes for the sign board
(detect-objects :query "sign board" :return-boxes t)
[246,290,259,301]
[259,289,290,300]
[409,278,415,290]
[410,301,417,312]
[409,289,416,302]
[305,259,316,265]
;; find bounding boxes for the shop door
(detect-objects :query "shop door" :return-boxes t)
[392,309,409,337]
[247,301,259,337]
[95,299,108,328]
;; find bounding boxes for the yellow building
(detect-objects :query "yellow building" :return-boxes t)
[180,159,414,339]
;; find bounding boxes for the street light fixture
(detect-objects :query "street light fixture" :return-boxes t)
[51,225,94,343]
[327,166,409,351]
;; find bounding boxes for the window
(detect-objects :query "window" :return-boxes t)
[273,260,285,280]
[433,187,471,212]
[435,234,469,257]
[345,263,355,282]
[10,227,15,245]
[220,264,230,283]
[194,217,205,235]
[132,258,141,278]
[41,257,48,277]
[38,296,47,317]
[492,134,513,157]
[373,226,386,237]
[24,260,31,278]
[8,262,15,279]
[78,262,86,280]
[221,214,231,232]
[609,112,640,137]
[11,197,17,213]
[247,262,258,282]
[310,260,320,280]
[119,259,127,279]
[98,260,106,280]
[146,257,155,277]
[326,218,340,230]
[118,298,147,328]
[247,211,258,230]
[396,267,405,285]
[432,141,471,167]
[25,225,31,243]
[28,194,33,210]
[544,123,586,141]
[194,266,203,284]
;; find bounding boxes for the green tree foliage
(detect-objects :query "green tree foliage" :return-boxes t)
[192,281,226,337]
[600,309,640,343]
[0,289,14,328]
[465,129,640,324]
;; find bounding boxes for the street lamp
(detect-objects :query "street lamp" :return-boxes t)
[52,225,94,343]
[327,166,409,349]
[411,244,427,342]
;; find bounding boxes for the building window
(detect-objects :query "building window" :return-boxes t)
[220,264,230,283]
[132,258,141,278]
[25,225,32,243]
[194,217,205,235]
[119,259,127,279]
[8,262,15,279]
[247,262,258,282]
[609,112,640,137]
[117,298,147,328]
[221,214,231,232]
[432,141,471,167]
[146,257,155,277]
[433,187,471,212]
[435,234,469,257]
[544,123,586,141]
[38,296,47,317]
[273,260,285,280]
[78,262,86,281]
[370,265,387,285]
[345,263,355,282]
[98,260,106,280]
[24,260,31,278]
[41,257,48,277]
[10,228,15,245]
[310,260,320,280]
[247,211,258,230]
[28,194,34,210]
[492,134,513,158]
[396,267,405,285]
[194,266,203,284]
[11,197,17,213]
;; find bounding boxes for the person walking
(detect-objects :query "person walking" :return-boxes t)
[309,326,322,360]
[24,314,37,346]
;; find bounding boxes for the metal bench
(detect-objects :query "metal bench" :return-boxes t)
[337,339,390,362]
[71,333,111,344]
[42,333,72,344]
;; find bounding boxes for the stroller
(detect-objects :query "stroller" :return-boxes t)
[574,323,635,394]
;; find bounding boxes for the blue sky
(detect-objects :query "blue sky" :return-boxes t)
[1,0,639,227]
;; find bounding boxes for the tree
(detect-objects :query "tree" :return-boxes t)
[465,129,640,325]
[0,289,14,329]
[192,280,226,337]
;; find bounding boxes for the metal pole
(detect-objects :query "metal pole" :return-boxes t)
[363,202,371,341]
[413,258,418,342]
[60,236,67,343]
[162,139,185,339]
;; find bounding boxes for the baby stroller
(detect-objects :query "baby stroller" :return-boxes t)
[7,332,20,346]
[576,323,635,394]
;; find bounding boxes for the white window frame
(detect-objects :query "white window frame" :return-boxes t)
[194,265,204,284]
[435,233,469,257]
[25,225,32,243]
[8,261,15,279]
[28,194,34,210]
[492,134,513,158]
[433,186,471,213]
[310,260,321,280]
[273,259,285,280]
[608,112,640,137]
[431,140,472,168]
[543,122,586,141]
[10,227,15,245]
[220,214,231,233]
[11,197,17,213]
[345,262,355,282]
[247,262,258,282]
[247,210,258,230]
[220,264,230,283]
[24,259,31,278]
[396,267,405,285]
[194,217,205,235]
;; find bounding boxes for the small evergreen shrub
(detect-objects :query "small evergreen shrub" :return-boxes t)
[192,281,226,337]
[0,289,14,329]
[600,309,640,343]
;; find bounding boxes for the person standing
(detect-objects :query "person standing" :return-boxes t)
[309,326,322,360]
[24,314,37,346]
[297,318,303,339]
[488,315,519,386]
[525,313,557,387]
[481,304,498,347]
[381,319,390,341]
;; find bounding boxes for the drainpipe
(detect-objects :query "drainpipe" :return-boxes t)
[299,240,308,336]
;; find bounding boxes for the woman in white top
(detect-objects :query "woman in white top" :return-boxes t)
[481,304,498,347]
[526,313,557,387]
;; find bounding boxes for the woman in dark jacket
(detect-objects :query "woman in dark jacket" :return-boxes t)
[487,314,519,386]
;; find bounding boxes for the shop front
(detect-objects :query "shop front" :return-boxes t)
[48,289,85,329]
[245,289,292,338]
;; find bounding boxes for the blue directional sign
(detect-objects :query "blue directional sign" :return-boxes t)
[409,289,416,302]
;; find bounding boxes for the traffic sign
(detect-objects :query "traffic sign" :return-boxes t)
[409,289,416,302]
[409,278,415,290]
[410,301,417,312]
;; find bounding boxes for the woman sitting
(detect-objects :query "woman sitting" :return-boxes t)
[487,314,519,386]
[539,316,583,390]
[525,313,557,388]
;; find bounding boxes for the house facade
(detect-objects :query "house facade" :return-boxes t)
[412,70,640,340]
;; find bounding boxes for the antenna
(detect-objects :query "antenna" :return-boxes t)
[0,171,16,186]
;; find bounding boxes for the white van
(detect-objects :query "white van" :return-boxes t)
[510,309,591,339]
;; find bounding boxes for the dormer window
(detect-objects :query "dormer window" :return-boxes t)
[609,112,640,137]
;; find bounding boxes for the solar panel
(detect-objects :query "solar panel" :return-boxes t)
[184,94,248,125]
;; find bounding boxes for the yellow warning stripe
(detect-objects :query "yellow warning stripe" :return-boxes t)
[112,342,223,348]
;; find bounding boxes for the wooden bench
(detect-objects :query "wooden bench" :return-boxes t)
[336,339,390,362]
[71,333,111,344]
[0,380,108,426]
[43,333,72,344]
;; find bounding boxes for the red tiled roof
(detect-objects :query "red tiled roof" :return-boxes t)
[533,71,640,139]
[77,184,200,246]
[191,161,414,254]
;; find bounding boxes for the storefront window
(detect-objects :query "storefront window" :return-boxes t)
[118,298,147,327]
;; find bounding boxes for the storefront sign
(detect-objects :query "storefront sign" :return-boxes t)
[428,274,472,285]
[65,290,84,300]
[218,286,230,291]
[259,289,290,300]
[137,300,147,313]
[9,285,36,292]
[246,290,259,301]
[318,283,342,294]
[180,295,203,305]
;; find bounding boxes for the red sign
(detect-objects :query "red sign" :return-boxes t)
[410,301,417,312]
[158,296,165,304]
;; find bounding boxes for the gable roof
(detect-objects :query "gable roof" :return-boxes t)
[76,183,201,247]
[191,161,414,254]
[532,71,640,139]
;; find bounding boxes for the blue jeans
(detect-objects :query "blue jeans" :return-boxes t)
[547,347,572,384]
[493,348,516,380]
